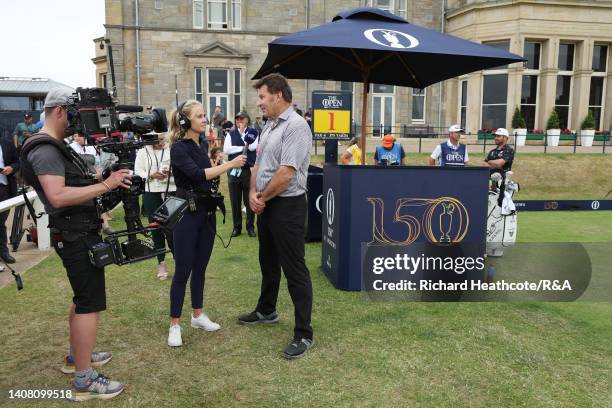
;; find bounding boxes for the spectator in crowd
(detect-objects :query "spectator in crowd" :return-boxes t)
[429,124,469,167]
[212,105,225,145]
[341,137,363,165]
[292,103,304,117]
[303,108,313,133]
[214,119,232,148]
[69,133,99,175]
[35,111,45,129]
[13,113,38,149]
[254,116,265,134]
[0,134,20,264]
[223,111,258,237]
[134,133,175,280]
[212,105,225,128]
[374,134,405,166]
[239,73,314,359]
[221,119,234,133]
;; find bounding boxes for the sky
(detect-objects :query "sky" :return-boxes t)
[0,0,106,88]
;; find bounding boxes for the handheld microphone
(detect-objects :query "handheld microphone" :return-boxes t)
[231,144,248,178]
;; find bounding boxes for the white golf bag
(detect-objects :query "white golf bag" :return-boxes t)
[486,171,519,257]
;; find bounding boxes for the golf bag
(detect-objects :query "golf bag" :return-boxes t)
[486,171,519,257]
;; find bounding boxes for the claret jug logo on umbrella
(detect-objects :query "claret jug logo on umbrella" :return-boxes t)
[363,29,419,49]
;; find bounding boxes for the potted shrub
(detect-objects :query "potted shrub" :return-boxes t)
[580,110,596,147]
[511,106,527,146]
[546,108,561,147]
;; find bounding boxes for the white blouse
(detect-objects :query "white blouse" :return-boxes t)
[134,145,176,193]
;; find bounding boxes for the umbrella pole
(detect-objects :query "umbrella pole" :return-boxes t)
[361,79,369,165]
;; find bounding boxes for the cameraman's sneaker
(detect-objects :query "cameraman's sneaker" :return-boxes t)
[238,310,279,325]
[61,351,113,374]
[282,337,314,360]
[191,314,221,331]
[71,373,125,401]
[168,324,182,347]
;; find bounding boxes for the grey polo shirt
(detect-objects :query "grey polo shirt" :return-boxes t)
[255,106,312,197]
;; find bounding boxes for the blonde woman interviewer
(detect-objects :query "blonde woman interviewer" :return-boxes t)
[134,134,175,280]
[166,100,246,347]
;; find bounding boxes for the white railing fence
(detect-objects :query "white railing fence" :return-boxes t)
[0,190,50,250]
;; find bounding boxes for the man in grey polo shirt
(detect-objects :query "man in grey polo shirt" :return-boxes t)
[238,73,314,359]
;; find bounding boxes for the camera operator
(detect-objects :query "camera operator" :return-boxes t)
[166,100,246,347]
[134,133,175,280]
[20,88,131,401]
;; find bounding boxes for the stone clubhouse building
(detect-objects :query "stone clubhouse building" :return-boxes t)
[94,0,612,135]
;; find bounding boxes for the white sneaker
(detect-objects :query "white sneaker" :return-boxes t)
[168,324,182,347]
[157,262,168,280]
[191,313,221,331]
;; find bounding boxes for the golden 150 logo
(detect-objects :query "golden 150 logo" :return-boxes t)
[367,197,470,246]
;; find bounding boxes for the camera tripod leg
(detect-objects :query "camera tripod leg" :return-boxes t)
[10,203,26,252]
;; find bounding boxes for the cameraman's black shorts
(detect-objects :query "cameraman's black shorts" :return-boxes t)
[53,233,106,314]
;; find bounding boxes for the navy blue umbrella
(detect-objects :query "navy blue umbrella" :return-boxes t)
[253,7,524,162]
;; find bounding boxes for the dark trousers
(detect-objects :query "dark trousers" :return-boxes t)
[0,184,10,256]
[228,166,254,232]
[142,191,175,263]
[170,209,216,318]
[256,194,313,340]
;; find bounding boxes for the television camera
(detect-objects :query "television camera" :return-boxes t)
[64,87,186,267]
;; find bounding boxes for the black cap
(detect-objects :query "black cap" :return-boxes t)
[24,113,32,119]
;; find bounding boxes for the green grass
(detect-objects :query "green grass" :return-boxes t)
[518,212,612,242]
[1,157,612,407]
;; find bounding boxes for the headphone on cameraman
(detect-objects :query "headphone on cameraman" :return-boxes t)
[177,101,191,131]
